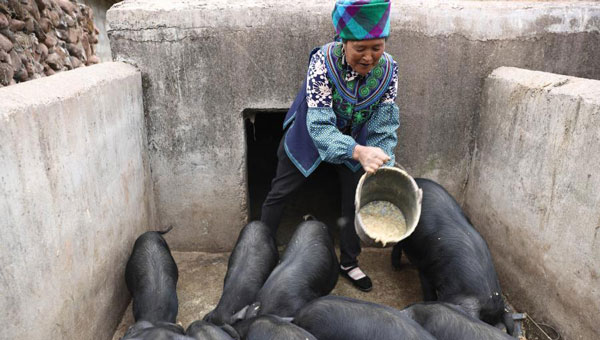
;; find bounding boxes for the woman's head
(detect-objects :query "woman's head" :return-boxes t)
[343,38,385,76]
[332,0,391,41]
[333,0,391,75]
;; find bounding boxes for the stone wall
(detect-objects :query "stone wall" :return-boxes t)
[0,0,100,87]
[0,62,156,340]
[464,67,600,340]
[107,0,600,251]
[77,0,120,62]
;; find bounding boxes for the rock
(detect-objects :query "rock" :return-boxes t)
[14,32,33,50]
[33,59,42,73]
[36,40,47,59]
[83,16,94,33]
[0,13,8,29]
[54,43,68,59]
[67,27,79,43]
[35,0,50,12]
[69,55,80,68]
[45,52,61,70]
[43,33,56,47]
[24,18,34,33]
[9,49,21,70]
[23,58,33,74]
[57,0,75,15]
[0,1,10,14]
[38,17,51,32]
[56,17,67,29]
[0,62,14,86]
[64,13,74,27]
[87,55,99,65]
[62,54,72,69]
[0,28,15,43]
[9,0,29,21]
[46,9,59,27]
[0,50,9,63]
[44,63,54,76]
[32,19,45,41]
[80,33,91,58]
[55,28,67,41]
[66,42,82,58]
[79,5,90,19]
[25,1,41,21]
[14,64,28,81]
[0,33,13,52]
[10,19,26,31]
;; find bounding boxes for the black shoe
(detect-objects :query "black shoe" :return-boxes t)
[340,265,373,292]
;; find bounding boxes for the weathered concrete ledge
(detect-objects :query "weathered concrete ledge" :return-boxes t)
[0,62,156,340]
[464,67,600,340]
[107,0,600,40]
[107,0,600,251]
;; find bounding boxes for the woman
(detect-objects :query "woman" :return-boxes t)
[261,0,399,292]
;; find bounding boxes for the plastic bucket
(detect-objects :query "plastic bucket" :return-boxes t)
[354,166,422,247]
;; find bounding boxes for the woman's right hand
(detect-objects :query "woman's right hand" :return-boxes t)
[352,145,390,174]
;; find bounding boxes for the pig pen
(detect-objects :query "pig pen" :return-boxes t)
[2,0,600,340]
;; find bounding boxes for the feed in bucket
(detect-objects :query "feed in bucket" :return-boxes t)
[354,166,422,247]
[358,201,407,244]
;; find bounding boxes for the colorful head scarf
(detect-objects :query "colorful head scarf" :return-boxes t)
[332,0,391,41]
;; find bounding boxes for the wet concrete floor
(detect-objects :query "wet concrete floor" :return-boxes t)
[112,247,422,339]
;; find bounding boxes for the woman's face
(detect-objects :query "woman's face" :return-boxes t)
[343,38,386,76]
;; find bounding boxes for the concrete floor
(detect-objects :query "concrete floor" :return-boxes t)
[112,247,423,339]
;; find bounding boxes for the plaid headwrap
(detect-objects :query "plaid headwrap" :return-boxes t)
[332,0,391,40]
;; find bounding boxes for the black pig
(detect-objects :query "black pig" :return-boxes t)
[204,221,279,325]
[121,321,191,340]
[185,320,235,340]
[245,218,338,319]
[293,296,436,340]
[245,315,317,340]
[401,302,515,340]
[392,178,514,334]
[125,227,178,324]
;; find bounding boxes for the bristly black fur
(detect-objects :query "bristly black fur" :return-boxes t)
[234,315,316,340]
[402,302,515,340]
[293,296,436,340]
[245,219,339,319]
[392,178,514,335]
[125,231,179,324]
[203,221,279,326]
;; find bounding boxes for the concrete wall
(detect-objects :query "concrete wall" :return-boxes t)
[107,0,600,251]
[464,67,600,340]
[0,62,156,340]
[393,0,600,202]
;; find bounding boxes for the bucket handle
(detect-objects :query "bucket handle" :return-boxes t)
[394,162,406,171]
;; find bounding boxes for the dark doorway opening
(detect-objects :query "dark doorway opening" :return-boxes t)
[244,109,342,245]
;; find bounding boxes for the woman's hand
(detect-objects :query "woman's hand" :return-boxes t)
[352,145,390,174]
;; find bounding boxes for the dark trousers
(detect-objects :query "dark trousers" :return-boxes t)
[260,138,364,267]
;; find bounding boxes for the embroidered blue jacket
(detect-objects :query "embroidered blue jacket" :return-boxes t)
[283,42,399,177]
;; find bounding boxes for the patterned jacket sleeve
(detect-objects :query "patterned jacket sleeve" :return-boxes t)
[305,49,357,164]
[366,60,400,166]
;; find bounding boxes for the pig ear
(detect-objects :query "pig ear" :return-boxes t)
[231,305,250,322]
[220,324,241,340]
